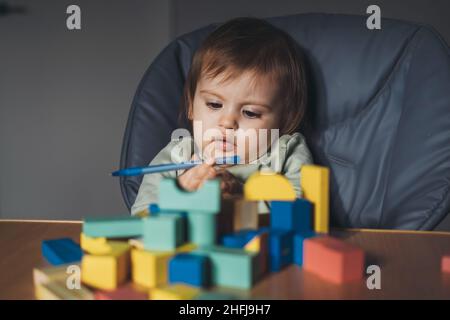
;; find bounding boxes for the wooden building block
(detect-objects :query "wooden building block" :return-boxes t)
[266,229,294,272]
[169,253,210,287]
[41,238,83,266]
[80,233,125,255]
[33,264,76,286]
[142,215,185,251]
[34,265,94,300]
[130,243,198,289]
[293,231,316,266]
[149,284,200,300]
[131,248,172,289]
[187,212,217,246]
[94,284,147,300]
[159,178,221,213]
[300,165,330,233]
[195,246,258,290]
[220,196,259,232]
[271,199,313,233]
[81,242,130,291]
[83,216,143,238]
[303,236,364,284]
[244,171,296,201]
[442,254,450,273]
[35,280,94,300]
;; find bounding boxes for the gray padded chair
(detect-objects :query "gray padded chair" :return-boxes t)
[119,13,450,230]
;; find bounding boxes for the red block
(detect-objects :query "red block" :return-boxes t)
[442,254,450,273]
[303,236,364,284]
[95,284,148,300]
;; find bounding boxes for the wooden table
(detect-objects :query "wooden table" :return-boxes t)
[1,220,449,300]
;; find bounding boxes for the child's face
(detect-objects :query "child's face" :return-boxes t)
[189,70,281,163]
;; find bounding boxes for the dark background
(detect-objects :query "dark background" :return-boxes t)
[0,1,449,227]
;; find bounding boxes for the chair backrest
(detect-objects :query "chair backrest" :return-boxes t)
[119,13,450,230]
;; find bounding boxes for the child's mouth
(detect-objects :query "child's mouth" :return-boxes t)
[213,138,236,152]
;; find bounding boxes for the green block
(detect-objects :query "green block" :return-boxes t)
[188,212,216,246]
[195,246,257,290]
[159,179,220,213]
[83,216,143,238]
[142,215,185,251]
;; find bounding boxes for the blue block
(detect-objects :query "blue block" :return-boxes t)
[271,199,312,233]
[42,238,83,266]
[169,253,210,287]
[267,229,294,272]
[221,229,259,248]
[148,203,160,214]
[293,231,316,266]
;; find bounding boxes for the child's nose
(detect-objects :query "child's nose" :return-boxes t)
[218,113,238,130]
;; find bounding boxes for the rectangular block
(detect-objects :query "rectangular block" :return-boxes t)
[188,212,217,246]
[35,280,94,300]
[300,165,330,233]
[169,253,210,287]
[142,215,185,251]
[293,231,316,266]
[221,196,259,232]
[195,246,257,290]
[80,233,128,255]
[83,216,143,238]
[267,229,294,272]
[81,242,131,291]
[42,238,83,266]
[271,199,312,233]
[94,284,147,300]
[303,236,364,284]
[149,284,200,300]
[159,178,221,213]
[442,254,450,273]
[130,242,198,289]
[34,264,77,286]
[131,248,173,289]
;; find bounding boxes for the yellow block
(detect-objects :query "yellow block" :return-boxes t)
[244,171,296,201]
[81,242,130,291]
[131,243,197,289]
[149,284,200,300]
[244,236,261,252]
[300,165,330,233]
[80,233,123,254]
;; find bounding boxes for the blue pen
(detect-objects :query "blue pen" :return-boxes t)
[111,155,240,177]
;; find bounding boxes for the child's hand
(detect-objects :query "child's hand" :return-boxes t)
[215,169,243,197]
[177,156,216,191]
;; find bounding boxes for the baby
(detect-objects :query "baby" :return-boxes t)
[131,17,313,215]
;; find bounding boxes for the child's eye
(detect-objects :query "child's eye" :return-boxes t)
[243,110,261,119]
[206,102,222,110]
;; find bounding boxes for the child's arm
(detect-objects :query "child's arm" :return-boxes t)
[130,138,192,215]
[282,133,314,198]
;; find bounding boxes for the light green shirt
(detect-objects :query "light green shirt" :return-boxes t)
[131,132,314,215]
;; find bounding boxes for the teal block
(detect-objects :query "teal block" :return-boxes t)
[143,215,185,251]
[83,216,142,238]
[188,212,216,246]
[195,246,257,290]
[159,179,221,213]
